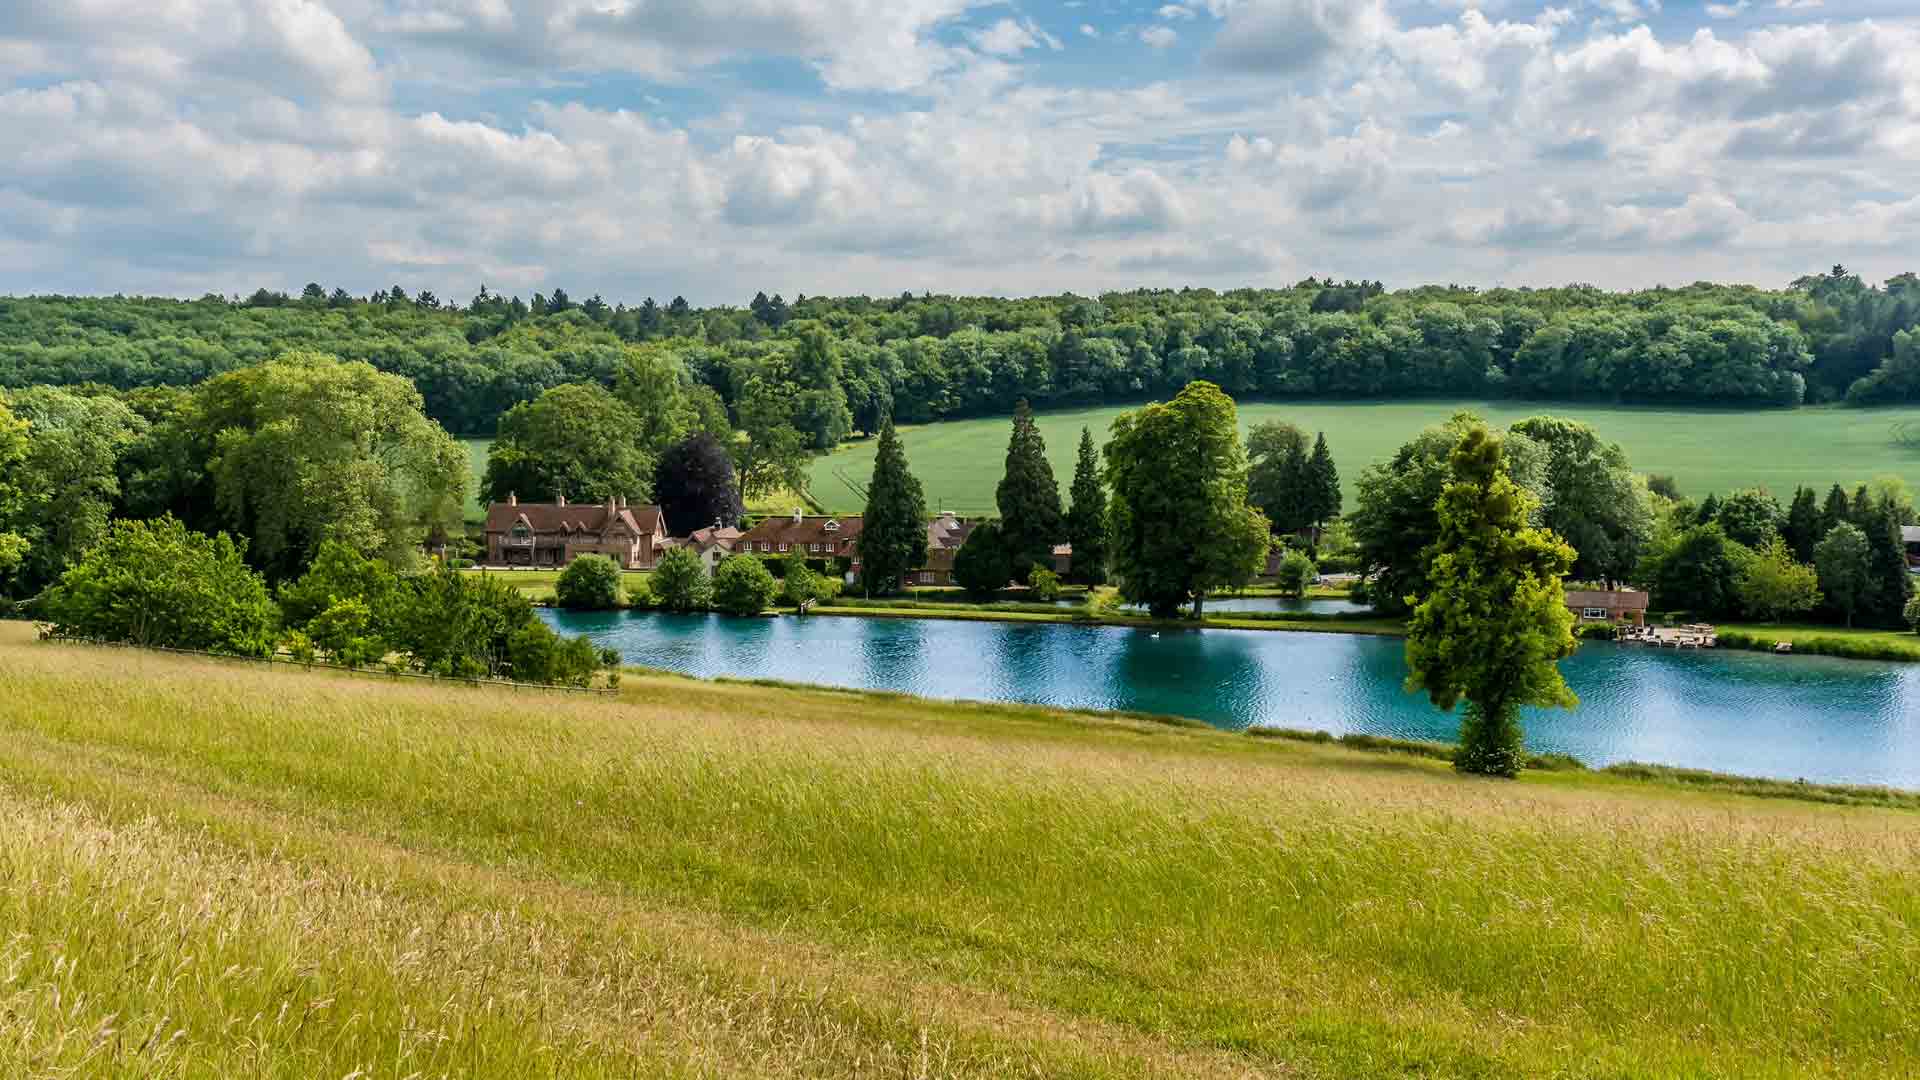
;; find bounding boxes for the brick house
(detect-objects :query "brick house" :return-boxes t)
[483,494,668,569]
[1565,588,1650,626]
[736,511,865,572]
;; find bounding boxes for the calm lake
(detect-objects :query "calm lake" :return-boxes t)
[543,610,1920,789]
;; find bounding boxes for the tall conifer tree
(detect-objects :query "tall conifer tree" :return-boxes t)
[1065,426,1108,585]
[1306,432,1341,531]
[860,418,928,595]
[995,399,1064,574]
[1783,486,1822,563]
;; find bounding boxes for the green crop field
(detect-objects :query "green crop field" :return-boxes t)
[1,622,1916,1077]
[806,401,1920,516]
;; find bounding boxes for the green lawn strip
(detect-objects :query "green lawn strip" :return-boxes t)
[3,634,1915,1076]
[808,603,1408,636]
[806,401,1920,516]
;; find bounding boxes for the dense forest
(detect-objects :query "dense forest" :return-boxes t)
[3,267,1917,441]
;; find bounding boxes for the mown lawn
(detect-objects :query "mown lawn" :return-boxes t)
[806,400,1920,515]
[0,622,1914,1077]
[460,566,651,602]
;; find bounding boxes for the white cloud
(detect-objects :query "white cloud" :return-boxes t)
[1157,4,1197,19]
[1140,26,1180,49]
[1079,23,1098,37]
[1705,1,1748,17]
[1208,0,1393,73]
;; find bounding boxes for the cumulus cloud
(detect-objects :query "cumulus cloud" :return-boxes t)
[0,0,1917,300]
[1140,27,1180,49]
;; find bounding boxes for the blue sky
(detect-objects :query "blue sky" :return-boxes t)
[2,0,1916,304]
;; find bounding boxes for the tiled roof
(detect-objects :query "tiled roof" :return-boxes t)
[1564,589,1650,610]
[484,500,663,536]
[737,514,864,549]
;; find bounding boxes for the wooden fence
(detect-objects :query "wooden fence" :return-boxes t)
[36,632,618,696]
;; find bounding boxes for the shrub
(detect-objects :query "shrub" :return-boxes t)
[1026,566,1062,601]
[309,598,385,668]
[1274,550,1315,598]
[1906,594,1920,634]
[389,565,533,678]
[651,546,712,612]
[507,620,603,687]
[713,553,779,616]
[780,548,822,608]
[278,540,401,634]
[555,555,623,610]
[41,516,278,656]
[281,630,316,667]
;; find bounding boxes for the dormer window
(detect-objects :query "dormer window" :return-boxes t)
[510,524,530,539]
[824,520,840,532]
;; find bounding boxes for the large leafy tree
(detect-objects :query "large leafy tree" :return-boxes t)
[1714,488,1784,549]
[612,345,725,455]
[995,399,1064,575]
[1064,427,1108,585]
[733,377,813,501]
[655,432,743,536]
[1734,538,1822,622]
[1246,420,1309,533]
[4,388,146,594]
[1642,523,1743,616]
[859,418,928,595]
[484,382,651,506]
[789,323,853,451]
[1351,412,1547,615]
[0,395,28,587]
[1508,416,1652,587]
[1815,522,1873,627]
[145,354,465,582]
[1103,381,1270,618]
[1404,425,1578,778]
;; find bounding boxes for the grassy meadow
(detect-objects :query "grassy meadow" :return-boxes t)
[2,622,1916,1077]
[806,401,1920,515]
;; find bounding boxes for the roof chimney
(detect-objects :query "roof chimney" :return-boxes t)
[606,494,617,516]
[618,496,628,510]
[556,493,566,507]
[508,492,517,506]
[792,507,803,524]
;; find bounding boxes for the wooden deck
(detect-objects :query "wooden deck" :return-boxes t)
[1617,623,1718,649]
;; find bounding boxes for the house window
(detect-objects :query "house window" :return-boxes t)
[824,520,839,532]
[1582,607,1608,620]
[779,542,789,552]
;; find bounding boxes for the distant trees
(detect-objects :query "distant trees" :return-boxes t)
[1404,425,1577,778]
[654,433,743,536]
[859,419,928,595]
[1103,381,1270,618]
[1643,524,1742,616]
[995,400,1063,576]
[1734,539,1822,623]
[484,383,653,507]
[1,387,144,594]
[0,396,29,590]
[1247,422,1340,538]
[1064,427,1107,585]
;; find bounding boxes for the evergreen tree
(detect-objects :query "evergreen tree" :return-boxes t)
[1404,425,1578,778]
[860,418,928,595]
[1861,494,1913,626]
[995,399,1064,575]
[1064,427,1108,585]
[952,521,1012,597]
[1849,484,1874,527]
[1820,484,1851,537]
[1694,493,1721,526]
[1783,486,1823,563]
[1306,432,1341,531]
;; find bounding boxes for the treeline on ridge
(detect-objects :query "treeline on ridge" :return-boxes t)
[4,266,1918,442]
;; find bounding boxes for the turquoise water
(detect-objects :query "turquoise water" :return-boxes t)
[543,610,1920,788]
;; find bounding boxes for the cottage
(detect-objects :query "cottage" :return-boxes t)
[1565,588,1650,626]
[1050,543,1072,576]
[736,511,865,571]
[1904,525,1920,569]
[483,494,668,569]
[674,522,744,575]
[911,513,977,586]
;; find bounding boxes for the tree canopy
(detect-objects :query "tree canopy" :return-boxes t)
[1064,427,1108,585]
[1103,381,1270,618]
[859,419,929,596]
[995,399,1064,575]
[484,382,653,507]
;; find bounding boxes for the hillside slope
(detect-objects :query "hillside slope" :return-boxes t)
[0,623,1914,1077]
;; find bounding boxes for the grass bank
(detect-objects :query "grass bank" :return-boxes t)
[812,599,1408,636]
[1,623,1916,1077]
[1715,622,1920,662]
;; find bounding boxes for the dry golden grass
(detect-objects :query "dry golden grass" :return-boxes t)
[0,621,1915,1077]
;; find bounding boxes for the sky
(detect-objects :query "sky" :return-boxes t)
[1,0,1916,306]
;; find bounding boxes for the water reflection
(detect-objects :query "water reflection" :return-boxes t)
[545,610,1920,789]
